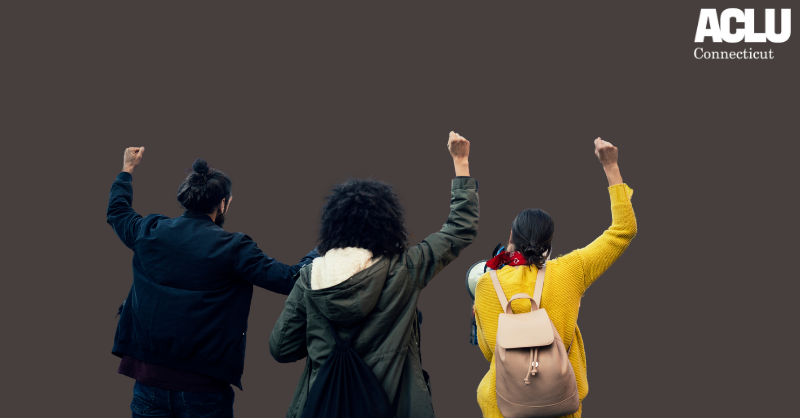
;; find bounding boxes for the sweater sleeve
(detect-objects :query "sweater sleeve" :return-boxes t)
[474,272,498,362]
[475,304,493,362]
[576,184,637,290]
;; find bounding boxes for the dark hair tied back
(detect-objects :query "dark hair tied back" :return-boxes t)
[192,158,209,175]
[177,158,232,214]
[511,208,555,268]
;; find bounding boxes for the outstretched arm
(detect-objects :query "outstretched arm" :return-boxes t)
[577,138,637,289]
[234,239,318,295]
[106,147,145,249]
[406,132,479,288]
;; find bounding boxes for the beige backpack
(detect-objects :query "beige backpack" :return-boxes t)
[490,256,580,418]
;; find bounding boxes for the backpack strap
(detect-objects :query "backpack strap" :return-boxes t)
[531,250,551,309]
[490,250,552,312]
[492,250,579,356]
[489,270,509,312]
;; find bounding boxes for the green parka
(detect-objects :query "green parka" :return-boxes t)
[269,177,479,418]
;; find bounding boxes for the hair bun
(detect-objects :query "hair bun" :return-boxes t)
[192,158,209,174]
[519,243,548,267]
[520,244,543,257]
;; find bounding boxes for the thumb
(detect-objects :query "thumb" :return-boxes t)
[138,146,145,156]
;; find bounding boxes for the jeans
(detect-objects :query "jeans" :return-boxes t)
[131,381,235,418]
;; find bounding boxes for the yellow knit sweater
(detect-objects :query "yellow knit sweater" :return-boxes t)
[474,184,637,418]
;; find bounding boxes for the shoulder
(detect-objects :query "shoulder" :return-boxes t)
[545,251,582,272]
[475,271,491,293]
[294,265,313,291]
[542,252,586,291]
[140,213,170,226]
[475,266,511,298]
[475,269,507,312]
[221,231,255,251]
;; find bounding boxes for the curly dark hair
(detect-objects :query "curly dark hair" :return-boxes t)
[318,179,408,257]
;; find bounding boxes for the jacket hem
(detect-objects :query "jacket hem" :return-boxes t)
[113,339,244,390]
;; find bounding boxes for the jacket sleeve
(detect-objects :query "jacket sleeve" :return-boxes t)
[269,276,309,363]
[576,184,637,290]
[405,177,479,288]
[233,240,318,295]
[106,172,143,250]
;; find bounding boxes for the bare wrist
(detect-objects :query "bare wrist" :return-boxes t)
[602,163,622,186]
[453,159,470,177]
[602,163,619,171]
[122,165,135,174]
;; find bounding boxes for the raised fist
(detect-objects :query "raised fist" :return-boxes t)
[123,147,145,173]
[447,131,470,162]
[594,138,617,167]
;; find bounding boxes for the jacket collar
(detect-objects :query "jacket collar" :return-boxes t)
[182,210,213,222]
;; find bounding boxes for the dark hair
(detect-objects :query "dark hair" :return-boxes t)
[511,208,554,268]
[318,179,408,257]
[176,158,232,214]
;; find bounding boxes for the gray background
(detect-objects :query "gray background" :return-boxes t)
[2,2,798,417]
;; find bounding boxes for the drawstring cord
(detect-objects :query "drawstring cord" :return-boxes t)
[523,348,540,385]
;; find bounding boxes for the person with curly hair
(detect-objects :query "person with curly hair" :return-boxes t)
[269,132,479,418]
[473,138,638,418]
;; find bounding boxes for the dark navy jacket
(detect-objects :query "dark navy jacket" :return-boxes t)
[107,172,317,389]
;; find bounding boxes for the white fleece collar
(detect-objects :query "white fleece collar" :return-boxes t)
[310,247,377,290]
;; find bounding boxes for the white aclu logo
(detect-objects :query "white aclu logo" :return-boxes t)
[695,9,790,43]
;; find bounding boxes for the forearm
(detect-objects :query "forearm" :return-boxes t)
[454,159,470,177]
[603,163,623,186]
[253,261,297,294]
[108,173,134,213]
[235,238,315,294]
[298,248,320,266]
[405,177,479,287]
[107,172,143,249]
[577,184,637,288]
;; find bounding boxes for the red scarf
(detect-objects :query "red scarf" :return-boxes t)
[486,251,527,270]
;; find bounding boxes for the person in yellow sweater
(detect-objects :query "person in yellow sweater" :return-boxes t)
[474,137,637,418]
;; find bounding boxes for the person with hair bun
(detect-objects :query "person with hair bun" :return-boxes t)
[473,138,638,418]
[106,148,318,417]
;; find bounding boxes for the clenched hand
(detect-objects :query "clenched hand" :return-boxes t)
[123,147,145,173]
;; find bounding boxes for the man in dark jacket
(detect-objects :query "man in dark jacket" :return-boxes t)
[107,147,317,417]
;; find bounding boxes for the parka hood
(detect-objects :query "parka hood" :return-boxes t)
[301,247,389,326]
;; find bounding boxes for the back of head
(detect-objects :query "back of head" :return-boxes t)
[176,158,232,214]
[511,208,554,268]
[318,179,408,258]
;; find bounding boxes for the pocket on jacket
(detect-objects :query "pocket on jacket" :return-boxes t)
[182,391,224,418]
[131,381,156,415]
